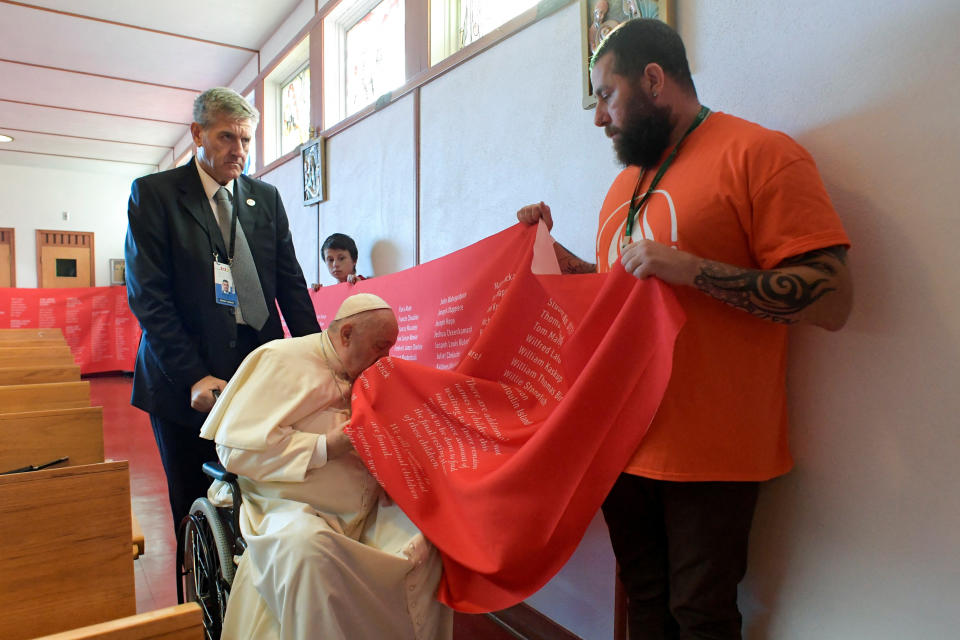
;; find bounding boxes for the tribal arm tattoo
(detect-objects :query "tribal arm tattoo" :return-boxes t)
[554,241,597,274]
[693,246,850,326]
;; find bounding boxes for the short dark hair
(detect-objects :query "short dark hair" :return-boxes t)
[322,233,359,262]
[590,18,696,95]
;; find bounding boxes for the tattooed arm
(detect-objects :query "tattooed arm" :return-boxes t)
[554,242,597,274]
[620,240,852,330]
[516,201,597,274]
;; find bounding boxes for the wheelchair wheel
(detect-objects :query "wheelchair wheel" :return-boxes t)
[177,497,234,639]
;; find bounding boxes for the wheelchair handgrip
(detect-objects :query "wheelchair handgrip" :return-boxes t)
[202,461,238,483]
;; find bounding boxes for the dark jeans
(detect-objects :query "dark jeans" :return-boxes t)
[149,413,219,533]
[602,474,760,640]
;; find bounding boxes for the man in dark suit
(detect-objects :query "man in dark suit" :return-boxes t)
[125,87,321,532]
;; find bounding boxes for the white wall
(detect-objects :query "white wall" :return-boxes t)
[315,94,417,285]
[259,155,321,284]
[0,151,151,287]
[682,2,960,638]
[420,4,618,263]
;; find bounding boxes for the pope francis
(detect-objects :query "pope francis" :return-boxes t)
[199,293,453,640]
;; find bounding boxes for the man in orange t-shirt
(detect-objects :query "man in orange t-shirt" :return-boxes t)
[517,19,851,640]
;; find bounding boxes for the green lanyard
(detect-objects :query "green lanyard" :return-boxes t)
[623,105,711,242]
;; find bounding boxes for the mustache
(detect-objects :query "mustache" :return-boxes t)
[605,125,619,138]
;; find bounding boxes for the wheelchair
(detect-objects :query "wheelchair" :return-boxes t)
[176,461,246,640]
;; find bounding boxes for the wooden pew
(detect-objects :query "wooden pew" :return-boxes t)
[0,461,137,639]
[0,406,145,558]
[0,330,67,349]
[31,603,204,640]
[0,381,90,412]
[0,345,75,367]
[0,363,80,385]
[0,406,104,473]
[0,327,65,342]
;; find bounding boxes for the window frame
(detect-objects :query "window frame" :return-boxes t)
[323,0,405,128]
[244,0,576,177]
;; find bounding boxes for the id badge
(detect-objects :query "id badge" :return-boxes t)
[214,261,238,307]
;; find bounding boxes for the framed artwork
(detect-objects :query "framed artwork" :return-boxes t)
[581,0,675,109]
[301,137,326,205]
[109,258,125,286]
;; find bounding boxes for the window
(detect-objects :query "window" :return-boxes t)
[263,37,310,165]
[55,258,77,278]
[279,65,311,156]
[430,0,539,65]
[324,0,405,127]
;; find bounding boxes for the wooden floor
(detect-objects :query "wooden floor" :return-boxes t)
[93,373,519,639]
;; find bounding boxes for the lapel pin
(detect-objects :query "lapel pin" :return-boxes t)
[246,198,256,206]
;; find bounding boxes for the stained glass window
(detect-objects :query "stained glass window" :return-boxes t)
[344,0,405,117]
[280,65,311,156]
[459,0,539,48]
[432,0,539,64]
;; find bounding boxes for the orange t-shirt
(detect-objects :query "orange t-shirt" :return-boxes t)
[596,112,850,481]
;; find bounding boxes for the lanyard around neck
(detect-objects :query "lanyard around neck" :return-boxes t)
[623,105,711,242]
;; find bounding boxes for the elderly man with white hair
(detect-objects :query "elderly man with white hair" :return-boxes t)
[200,293,452,640]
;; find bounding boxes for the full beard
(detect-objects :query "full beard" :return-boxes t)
[609,98,673,169]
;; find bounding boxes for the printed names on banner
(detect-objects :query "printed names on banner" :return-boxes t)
[351,286,582,504]
[6,295,29,327]
[394,304,422,361]
[433,292,470,369]
[0,287,140,373]
[353,359,509,501]
[114,293,135,362]
[500,296,575,409]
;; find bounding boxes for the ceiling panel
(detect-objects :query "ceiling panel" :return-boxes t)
[0,2,256,91]
[18,0,306,50]
[0,101,185,148]
[0,1,307,171]
[0,129,164,166]
[0,61,196,124]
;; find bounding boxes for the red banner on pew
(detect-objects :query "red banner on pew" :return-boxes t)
[309,224,686,612]
[0,286,139,374]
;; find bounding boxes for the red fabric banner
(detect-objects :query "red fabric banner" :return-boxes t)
[310,224,685,612]
[0,286,139,374]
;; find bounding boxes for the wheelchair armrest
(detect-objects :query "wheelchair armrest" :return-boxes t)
[202,461,238,483]
[201,461,246,551]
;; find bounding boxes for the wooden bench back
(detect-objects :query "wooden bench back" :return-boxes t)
[0,364,81,385]
[0,461,137,639]
[0,345,75,367]
[0,328,65,342]
[31,603,204,640]
[0,381,90,412]
[0,406,104,473]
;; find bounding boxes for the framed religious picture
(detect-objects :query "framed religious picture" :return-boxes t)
[301,137,326,205]
[109,258,125,285]
[581,0,675,109]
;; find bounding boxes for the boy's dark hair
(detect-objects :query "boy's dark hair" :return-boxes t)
[322,233,359,262]
[590,18,696,95]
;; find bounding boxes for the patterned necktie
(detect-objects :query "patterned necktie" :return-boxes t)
[213,186,269,331]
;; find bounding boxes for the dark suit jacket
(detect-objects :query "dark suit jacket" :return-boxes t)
[125,159,320,427]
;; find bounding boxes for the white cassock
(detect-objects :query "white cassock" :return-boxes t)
[199,332,453,640]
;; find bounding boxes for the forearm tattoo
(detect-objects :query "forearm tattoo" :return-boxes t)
[693,246,848,323]
[555,242,597,274]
